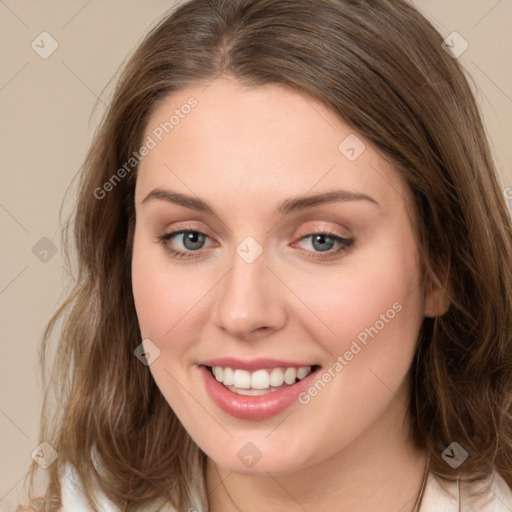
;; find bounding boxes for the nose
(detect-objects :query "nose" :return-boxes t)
[212,243,287,340]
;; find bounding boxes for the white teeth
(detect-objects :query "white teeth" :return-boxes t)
[269,367,284,387]
[226,386,270,396]
[213,366,223,382]
[297,366,310,379]
[233,369,251,389]
[210,365,313,391]
[223,367,234,386]
[284,367,297,385]
[251,369,270,389]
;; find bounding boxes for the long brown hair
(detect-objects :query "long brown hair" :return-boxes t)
[21,0,512,510]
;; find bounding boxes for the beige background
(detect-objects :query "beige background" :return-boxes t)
[1,0,511,508]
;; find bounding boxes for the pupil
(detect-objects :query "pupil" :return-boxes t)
[313,234,333,252]
[184,231,204,250]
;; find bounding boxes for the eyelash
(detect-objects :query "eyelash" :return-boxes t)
[154,228,355,261]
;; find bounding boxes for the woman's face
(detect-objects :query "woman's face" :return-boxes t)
[132,78,436,475]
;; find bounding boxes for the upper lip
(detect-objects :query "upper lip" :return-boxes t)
[200,357,318,372]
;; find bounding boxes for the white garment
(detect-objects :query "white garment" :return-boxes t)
[420,470,512,511]
[58,462,512,512]
[58,463,180,512]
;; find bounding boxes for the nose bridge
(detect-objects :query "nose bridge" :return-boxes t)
[213,237,285,337]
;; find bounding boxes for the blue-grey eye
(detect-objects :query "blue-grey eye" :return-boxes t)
[179,231,207,251]
[310,234,336,252]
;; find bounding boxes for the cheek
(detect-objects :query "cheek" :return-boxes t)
[131,236,201,413]
[131,230,222,378]
[294,234,424,417]
[282,247,424,460]
[289,233,424,357]
[131,231,191,344]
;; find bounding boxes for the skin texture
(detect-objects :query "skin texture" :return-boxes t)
[131,78,448,512]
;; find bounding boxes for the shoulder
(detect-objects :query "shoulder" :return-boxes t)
[420,470,512,511]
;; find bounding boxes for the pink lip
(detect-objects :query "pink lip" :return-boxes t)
[197,364,320,420]
[200,357,315,372]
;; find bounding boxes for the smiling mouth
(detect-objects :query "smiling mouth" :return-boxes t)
[204,364,321,396]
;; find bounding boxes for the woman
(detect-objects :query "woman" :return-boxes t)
[18,0,512,510]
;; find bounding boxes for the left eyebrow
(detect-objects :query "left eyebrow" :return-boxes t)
[276,189,380,215]
[140,187,380,216]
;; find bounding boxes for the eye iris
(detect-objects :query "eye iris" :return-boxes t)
[312,234,334,252]
[183,231,205,250]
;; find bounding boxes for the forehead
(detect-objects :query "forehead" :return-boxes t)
[135,78,412,216]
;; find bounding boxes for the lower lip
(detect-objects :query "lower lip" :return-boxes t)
[198,364,320,420]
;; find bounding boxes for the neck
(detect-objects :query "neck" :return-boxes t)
[205,386,428,512]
